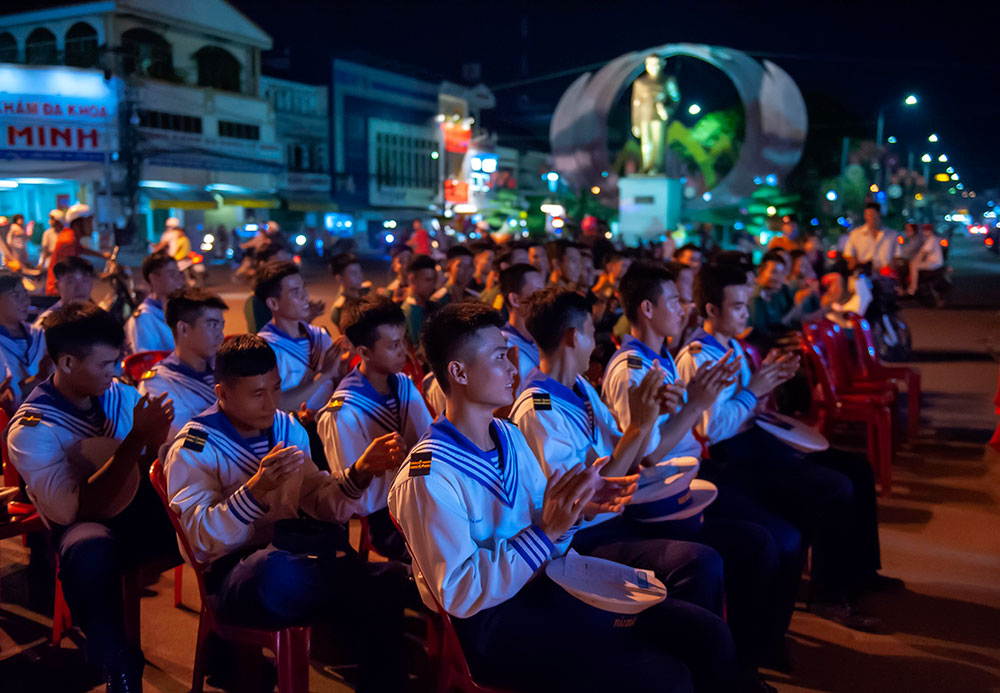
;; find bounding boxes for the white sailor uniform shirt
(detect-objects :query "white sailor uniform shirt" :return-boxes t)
[317,366,432,515]
[124,297,175,355]
[258,320,334,411]
[601,334,701,460]
[7,378,141,528]
[500,323,540,396]
[388,416,576,618]
[0,322,47,406]
[511,368,621,527]
[164,404,368,564]
[675,328,757,445]
[137,353,216,438]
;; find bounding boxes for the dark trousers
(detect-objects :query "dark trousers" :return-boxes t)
[573,516,725,616]
[452,576,738,693]
[55,481,179,671]
[708,427,881,601]
[206,544,411,692]
[632,514,787,670]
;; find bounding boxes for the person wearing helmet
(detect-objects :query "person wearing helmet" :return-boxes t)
[153,217,192,263]
[37,209,65,270]
[45,204,108,296]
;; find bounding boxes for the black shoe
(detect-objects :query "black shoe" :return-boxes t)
[809,599,881,632]
[105,650,144,693]
[866,573,905,593]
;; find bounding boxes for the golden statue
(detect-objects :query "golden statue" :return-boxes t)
[631,55,680,175]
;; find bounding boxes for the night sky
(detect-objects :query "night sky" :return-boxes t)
[230,0,1000,196]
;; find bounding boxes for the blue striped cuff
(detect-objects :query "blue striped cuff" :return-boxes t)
[230,485,267,525]
[555,517,583,544]
[733,389,758,410]
[509,524,554,571]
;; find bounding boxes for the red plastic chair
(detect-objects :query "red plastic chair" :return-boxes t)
[847,313,921,437]
[121,349,173,385]
[799,336,895,496]
[149,459,311,693]
[388,513,510,693]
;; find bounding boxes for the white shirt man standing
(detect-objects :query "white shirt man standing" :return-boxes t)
[844,203,897,271]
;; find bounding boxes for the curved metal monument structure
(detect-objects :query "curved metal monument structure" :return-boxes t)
[549,43,808,210]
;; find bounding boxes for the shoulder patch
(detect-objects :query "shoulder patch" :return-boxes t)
[627,353,644,369]
[140,369,157,381]
[330,397,344,410]
[531,392,552,411]
[19,411,42,427]
[687,343,703,355]
[409,450,432,477]
[182,429,208,452]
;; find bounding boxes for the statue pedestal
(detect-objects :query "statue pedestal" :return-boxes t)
[618,176,682,246]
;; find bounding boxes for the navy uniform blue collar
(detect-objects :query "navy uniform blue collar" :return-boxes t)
[338,365,399,400]
[620,334,677,378]
[260,320,307,341]
[0,322,29,341]
[160,352,213,383]
[523,368,588,412]
[191,403,277,457]
[26,376,101,417]
[685,327,731,354]
[141,297,164,312]
[425,414,520,507]
[501,323,535,348]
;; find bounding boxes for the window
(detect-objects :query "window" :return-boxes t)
[65,22,98,67]
[137,109,202,134]
[122,28,173,80]
[374,132,436,191]
[0,33,17,63]
[25,28,57,65]
[218,120,259,140]
[194,46,241,92]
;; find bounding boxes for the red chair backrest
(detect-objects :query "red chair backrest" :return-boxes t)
[149,459,212,606]
[122,350,172,383]
[737,339,763,371]
[846,313,880,378]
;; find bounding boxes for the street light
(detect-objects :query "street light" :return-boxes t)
[887,136,897,144]
[938,154,948,162]
[921,153,932,163]
[688,103,701,115]
[905,94,918,106]
[928,133,938,142]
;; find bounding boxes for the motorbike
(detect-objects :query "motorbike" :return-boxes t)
[892,258,953,308]
[828,270,912,362]
[178,250,206,287]
[97,246,143,325]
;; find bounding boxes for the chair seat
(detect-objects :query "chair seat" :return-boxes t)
[0,511,43,540]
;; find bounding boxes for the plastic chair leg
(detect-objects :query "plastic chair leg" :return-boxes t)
[906,372,921,437]
[876,407,894,497]
[52,577,70,646]
[276,626,310,693]
[173,564,183,608]
[190,611,211,693]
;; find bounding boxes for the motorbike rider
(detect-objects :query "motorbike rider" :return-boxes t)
[844,202,897,274]
[907,224,945,296]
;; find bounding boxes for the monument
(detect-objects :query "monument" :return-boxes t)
[549,44,808,245]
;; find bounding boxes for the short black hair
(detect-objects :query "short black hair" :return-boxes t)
[342,294,406,350]
[42,303,124,360]
[141,252,175,283]
[406,254,438,275]
[0,270,21,295]
[695,263,751,317]
[165,287,228,331]
[619,261,676,322]
[329,252,359,277]
[215,333,277,384]
[665,260,693,278]
[523,287,592,354]
[11,214,23,225]
[548,239,581,263]
[389,243,412,260]
[257,242,288,264]
[469,240,494,256]
[790,249,807,260]
[674,243,700,259]
[53,256,95,279]
[865,201,881,212]
[714,250,753,268]
[421,302,503,395]
[253,261,300,301]
[499,263,541,301]
[603,248,625,268]
[445,245,473,262]
[760,249,786,267]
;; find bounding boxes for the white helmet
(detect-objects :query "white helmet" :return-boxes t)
[266,220,280,234]
[165,216,182,229]
[65,203,93,224]
[49,208,65,222]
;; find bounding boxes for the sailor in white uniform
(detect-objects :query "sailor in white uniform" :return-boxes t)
[317,295,432,558]
[164,334,411,690]
[124,252,185,354]
[0,271,51,408]
[519,281,786,683]
[253,261,350,412]
[7,304,177,690]
[496,263,545,395]
[138,287,227,439]
[676,262,887,631]
[389,301,736,693]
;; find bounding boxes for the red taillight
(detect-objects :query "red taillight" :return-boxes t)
[293,255,302,263]
[940,239,948,247]
[897,235,904,244]
[827,250,837,259]
[986,238,994,247]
